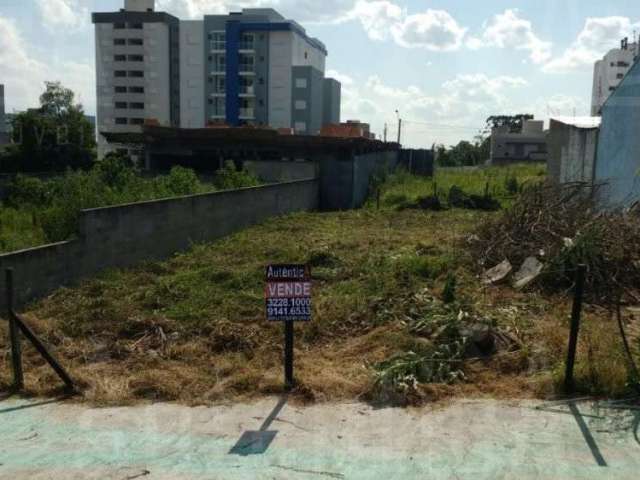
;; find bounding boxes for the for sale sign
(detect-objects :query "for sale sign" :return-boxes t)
[265,264,312,321]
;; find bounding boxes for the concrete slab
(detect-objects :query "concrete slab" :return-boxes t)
[0,397,638,479]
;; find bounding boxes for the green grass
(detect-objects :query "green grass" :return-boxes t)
[0,162,260,254]
[373,163,546,209]
[2,162,634,404]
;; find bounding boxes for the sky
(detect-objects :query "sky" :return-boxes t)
[1,0,640,148]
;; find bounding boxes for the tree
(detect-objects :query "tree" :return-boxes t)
[485,114,534,134]
[1,82,96,172]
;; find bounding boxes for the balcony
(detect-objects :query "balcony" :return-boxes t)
[239,108,254,119]
[239,85,255,96]
[239,42,255,52]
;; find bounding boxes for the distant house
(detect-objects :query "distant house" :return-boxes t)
[490,120,547,165]
[595,55,640,208]
[547,116,600,185]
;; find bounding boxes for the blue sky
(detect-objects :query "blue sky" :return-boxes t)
[1,0,640,147]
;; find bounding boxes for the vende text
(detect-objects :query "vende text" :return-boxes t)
[266,282,311,298]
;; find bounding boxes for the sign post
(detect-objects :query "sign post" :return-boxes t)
[265,264,311,390]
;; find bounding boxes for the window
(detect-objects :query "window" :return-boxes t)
[128,55,144,62]
[130,23,143,29]
[240,33,254,50]
[239,54,254,72]
[609,86,616,91]
[114,38,126,45]
[617,73,624,79]
[295,78,307,88]
[114,86,127,93]
[214,76,226,94]
[115,102,127,109]
[239,76,253,94]
[213,54,225,72]
[128,71,144,78]
[128,38,143,46]
[115,118,127,125]
[114,22,125,29]
[130,118,145,125]
[259,77,264,85]
[129,86,144,94]
[295,100,307,110]
[618,61,630,67]
[208,99,213,105]
[294,121,307,132]
[114,70,126,77]
[114,55,126,61]
[210,32,225,50]
[130,102,145,109]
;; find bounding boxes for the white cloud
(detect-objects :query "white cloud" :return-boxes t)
[326,69,354,86]
[156,0,358,23]
[351,0,404,41]
[543,16,640,73]
[467,9,551,64]
[36,0,89,32]
[0,16,95,114]
[332,69,529,147]
[391,10,467,51]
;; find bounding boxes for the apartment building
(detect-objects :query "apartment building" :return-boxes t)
[93,0,341,158]
[591,38,638,116]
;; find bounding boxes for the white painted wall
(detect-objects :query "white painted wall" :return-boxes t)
[95,18,172,158]
[268,31,293,128]
[144,22,171,125]
[125,0,155,11]
[179,20,205,128]
[591,45,637,115]
[291,33,325,71]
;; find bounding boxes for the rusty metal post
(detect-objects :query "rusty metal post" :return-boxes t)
[565,264,586,393]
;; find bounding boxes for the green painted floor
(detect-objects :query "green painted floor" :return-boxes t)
[0,397,638,479]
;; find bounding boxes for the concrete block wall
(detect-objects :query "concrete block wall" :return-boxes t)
[319,150,399,210]
[244,159,318,183]
[0,179,318,309]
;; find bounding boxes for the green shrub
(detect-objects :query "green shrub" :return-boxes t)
[383,193,408,207]
[214,161,260,190]
[4,174,49,207]
[159,166,202,197]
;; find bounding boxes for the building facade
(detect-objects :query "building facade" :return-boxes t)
[547,117,600,185]
[93,0,341,158]
[490,120,548,165]
[594,55,640,208]
[591,38,638,116]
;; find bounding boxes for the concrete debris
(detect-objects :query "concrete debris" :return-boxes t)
[466,234,480,245]
[459,323,495,356]
[563,237,574,248]
[513,257,544,290]
[482,260,512,285]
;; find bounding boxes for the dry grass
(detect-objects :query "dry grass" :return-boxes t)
[1,167,637,406]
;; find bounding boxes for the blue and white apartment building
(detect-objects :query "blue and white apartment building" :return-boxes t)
[93,0,341,157]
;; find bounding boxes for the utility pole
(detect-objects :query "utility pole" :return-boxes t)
[383,123,387,142]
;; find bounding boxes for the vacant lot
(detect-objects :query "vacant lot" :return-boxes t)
[1,163,636,405]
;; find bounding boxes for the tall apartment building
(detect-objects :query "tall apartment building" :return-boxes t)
[93,0,341,158]
[591,38,638,116]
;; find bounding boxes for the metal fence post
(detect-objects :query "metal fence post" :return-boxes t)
[6,268,24,391]
[565,264,586,393]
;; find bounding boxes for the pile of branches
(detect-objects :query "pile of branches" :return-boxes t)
[469,182,640,303]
